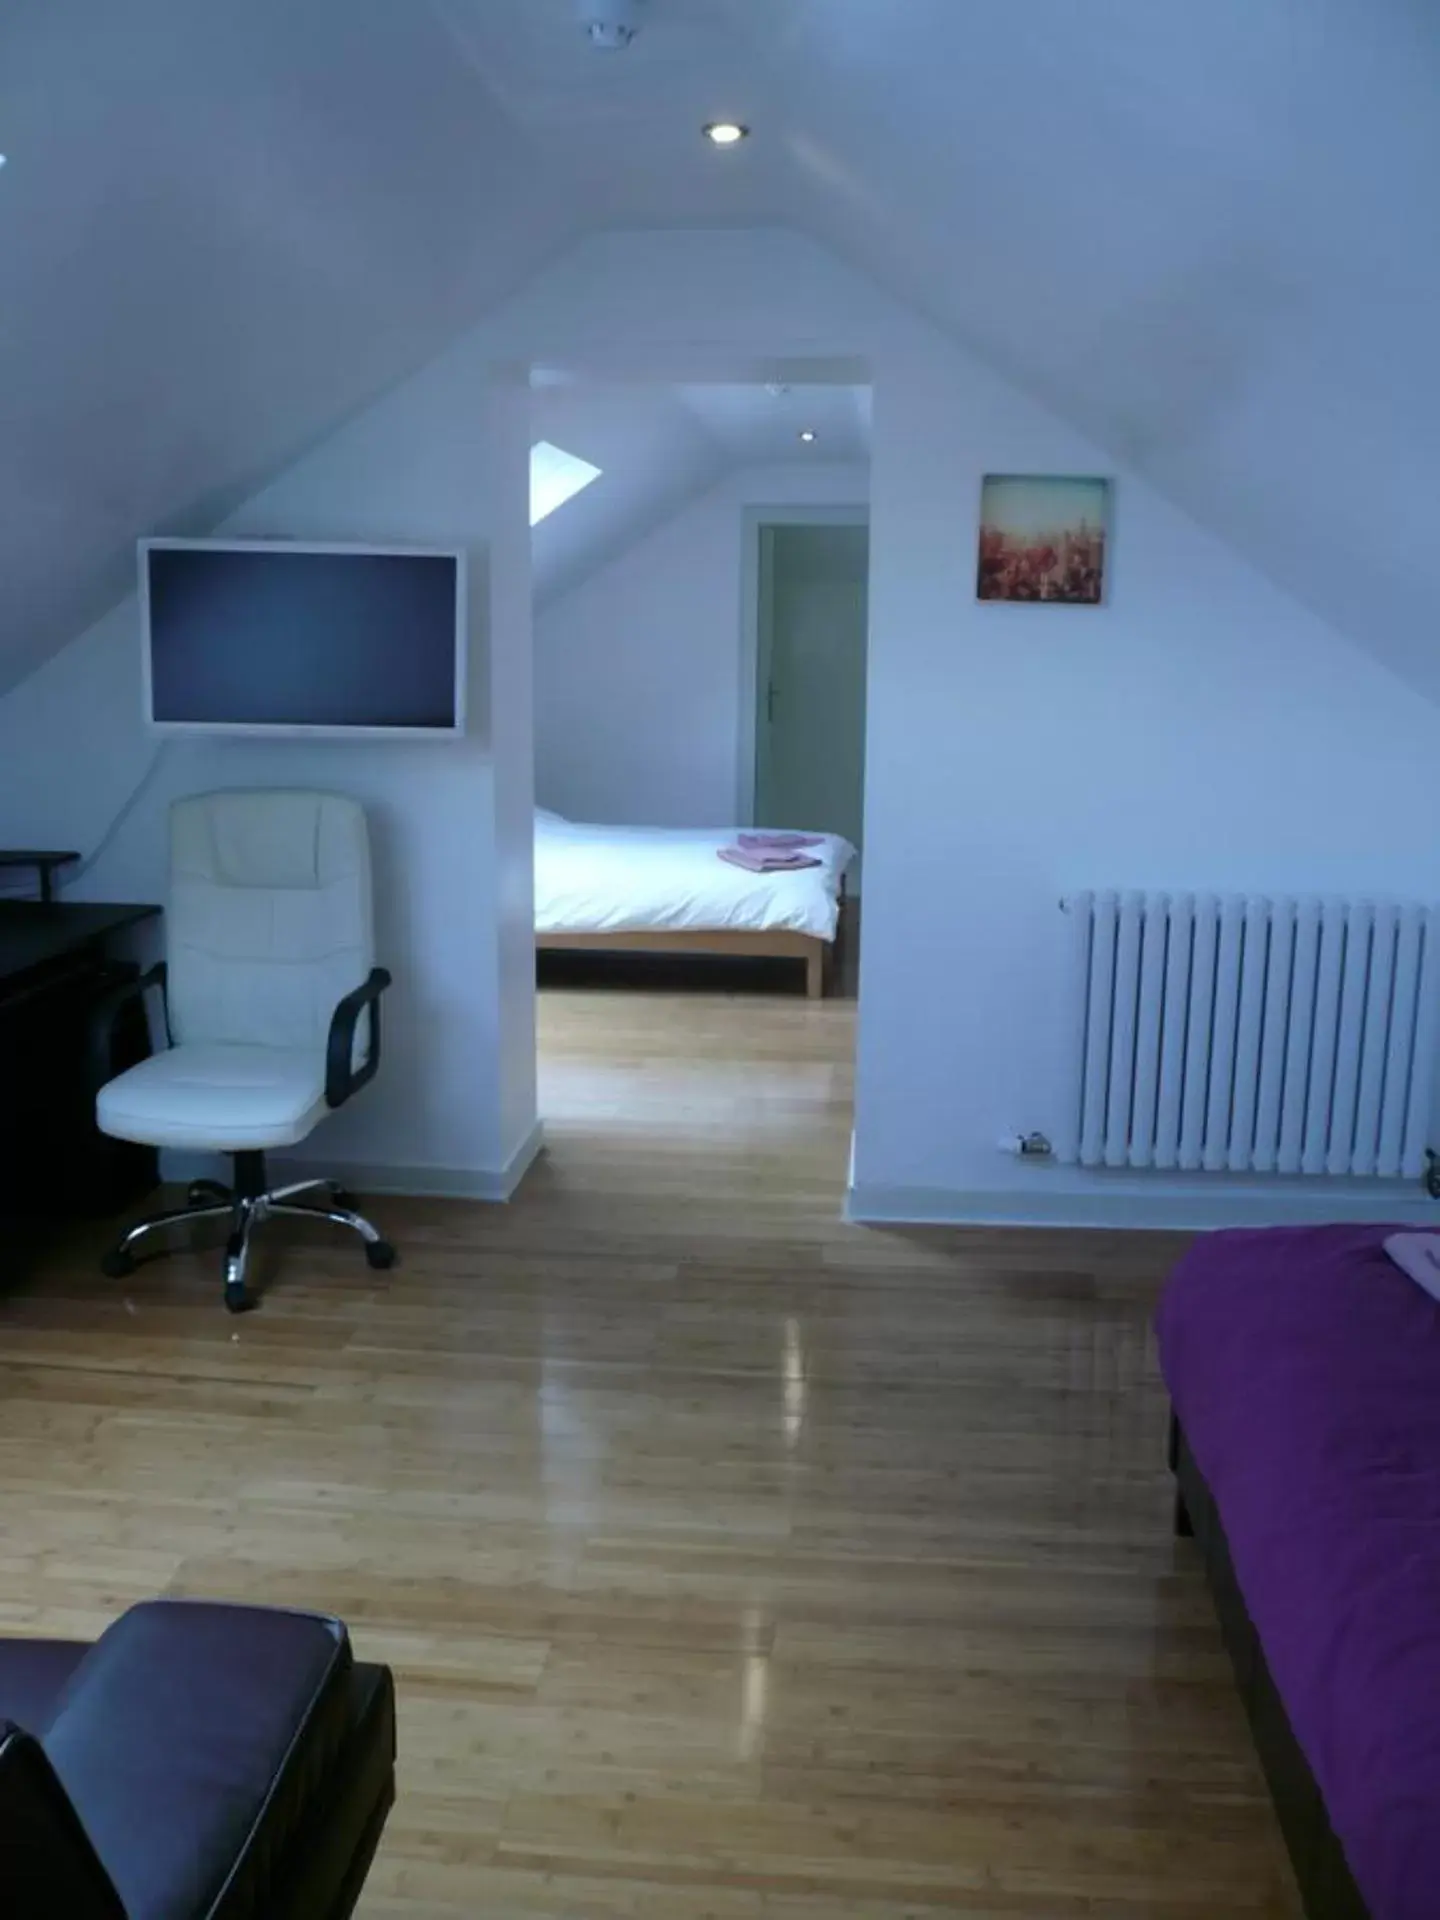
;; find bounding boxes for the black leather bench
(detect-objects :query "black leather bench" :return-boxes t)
[0,1598,395,1918]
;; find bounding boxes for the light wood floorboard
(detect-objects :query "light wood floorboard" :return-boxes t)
[0,978,1299,1916]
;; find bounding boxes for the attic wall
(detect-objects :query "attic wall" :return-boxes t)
[0,343,534,1192]
[0,0,575,698]
[528,384,726,605]
[2,228,1437,1225]
[535,460,868,825]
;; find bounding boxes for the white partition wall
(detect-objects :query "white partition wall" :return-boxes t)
[4,230,1440,1224]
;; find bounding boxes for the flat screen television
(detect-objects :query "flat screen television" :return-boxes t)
[139,538,466,738]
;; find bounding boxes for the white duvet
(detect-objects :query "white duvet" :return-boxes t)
[535,811,856,943]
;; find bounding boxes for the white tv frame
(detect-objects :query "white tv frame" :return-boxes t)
[138,537,468,740]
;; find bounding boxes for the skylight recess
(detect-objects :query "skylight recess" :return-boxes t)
[530,441,601,526]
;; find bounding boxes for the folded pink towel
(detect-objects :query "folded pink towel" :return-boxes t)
[738,831,824,850]
[719,846,823,873]
[1383,1232,1440,1302]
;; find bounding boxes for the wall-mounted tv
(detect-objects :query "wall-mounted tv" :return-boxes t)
[139,538,466,738]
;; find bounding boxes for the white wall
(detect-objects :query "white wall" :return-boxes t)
[857,351,1440,1225]
[5,226,1440,1228]
[0,342,537,1195]
[506,232,1440,1226]
[529,383,726,607]
[535,461,867,826]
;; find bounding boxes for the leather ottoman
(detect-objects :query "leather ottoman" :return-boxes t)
[0,1598,395,1918]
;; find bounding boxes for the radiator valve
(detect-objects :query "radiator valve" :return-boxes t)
[999,1131,1054,1160]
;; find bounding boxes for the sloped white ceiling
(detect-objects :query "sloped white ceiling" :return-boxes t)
[674,385,870,465]
[529,382,725,603]
[529,380,869,601]
[772,0,1440,703]
[2,0,1436,698]
[0,0,577,691]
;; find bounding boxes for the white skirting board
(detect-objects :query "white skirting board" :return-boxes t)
[162,1120,547,1204]
[845,1174,1440,1233]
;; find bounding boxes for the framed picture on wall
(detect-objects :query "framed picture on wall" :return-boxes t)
[976,474,1111,604]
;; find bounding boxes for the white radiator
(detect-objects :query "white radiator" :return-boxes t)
[1059,892,1440,1178]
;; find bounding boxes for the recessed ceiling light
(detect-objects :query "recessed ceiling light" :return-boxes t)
[798,429,817,444]
[703,121,749,147]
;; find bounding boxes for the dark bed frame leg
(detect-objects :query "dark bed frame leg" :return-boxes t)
[1167,1406,1369,1917]
[1168,1412,1194,1535]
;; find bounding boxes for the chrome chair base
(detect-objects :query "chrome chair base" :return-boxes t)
[101,1168,395,1313]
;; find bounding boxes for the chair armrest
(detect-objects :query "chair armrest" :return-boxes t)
[0,1722,126,1919]
[326,968,391,1109]
[88,962,167,1094]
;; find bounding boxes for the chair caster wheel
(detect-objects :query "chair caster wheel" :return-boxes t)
[365,1241,397,1271]
[224,1281,257,1314]
[101,1249,136,1279]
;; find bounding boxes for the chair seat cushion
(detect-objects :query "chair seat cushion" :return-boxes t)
[98,1044,327,1151]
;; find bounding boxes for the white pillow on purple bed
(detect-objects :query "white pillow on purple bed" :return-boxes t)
[1383,1233,1440,1303]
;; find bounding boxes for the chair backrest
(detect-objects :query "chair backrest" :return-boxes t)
[167,791,374,1053]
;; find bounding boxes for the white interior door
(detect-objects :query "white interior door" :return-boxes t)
[755,521,869,855]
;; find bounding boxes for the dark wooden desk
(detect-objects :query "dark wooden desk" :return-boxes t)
[0,900,158,989]
[0,850,81,903]
[0,901,162,1264]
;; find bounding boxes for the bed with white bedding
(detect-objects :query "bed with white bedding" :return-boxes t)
[535,810,856,997]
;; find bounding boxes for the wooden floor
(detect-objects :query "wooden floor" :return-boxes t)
[0,973,1299,1916]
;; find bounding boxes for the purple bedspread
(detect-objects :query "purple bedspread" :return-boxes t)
[1157,1225,1440,1920]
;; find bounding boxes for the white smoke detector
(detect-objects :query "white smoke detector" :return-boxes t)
[576,0,645,49]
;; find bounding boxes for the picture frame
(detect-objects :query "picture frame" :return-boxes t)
[976,475,1111,605]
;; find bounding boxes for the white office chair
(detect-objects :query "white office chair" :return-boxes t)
[95,790,395,1313]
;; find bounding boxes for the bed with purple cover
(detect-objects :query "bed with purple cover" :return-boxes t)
[1158,1225,1440,1920]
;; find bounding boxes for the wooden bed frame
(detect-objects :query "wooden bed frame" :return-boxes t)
[536,926,832,998]
[1170,1415,1368,1920]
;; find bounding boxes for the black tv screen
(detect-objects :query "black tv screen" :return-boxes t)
[142,541,464,735]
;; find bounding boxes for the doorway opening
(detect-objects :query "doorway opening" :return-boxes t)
[746,507,868,995]
[527,369,872,1187]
